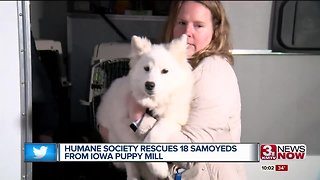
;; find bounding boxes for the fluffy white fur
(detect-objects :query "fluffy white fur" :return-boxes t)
[96,34,193,180]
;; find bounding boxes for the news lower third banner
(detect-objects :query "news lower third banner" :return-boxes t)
[25,143,259,162]
[59,143,259,162]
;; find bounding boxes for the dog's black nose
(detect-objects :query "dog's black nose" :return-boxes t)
[145,81,155,91]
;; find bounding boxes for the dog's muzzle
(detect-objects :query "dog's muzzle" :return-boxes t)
[145,81,155,95]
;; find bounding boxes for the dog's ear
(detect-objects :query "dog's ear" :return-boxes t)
[129,35,152,68]
[168,34,188,63]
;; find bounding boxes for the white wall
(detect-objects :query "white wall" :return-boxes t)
[222,1,320,155]
[223,1,273,49]
[234,54,320,154]
[0,1,23,179]
[222,1,320,179]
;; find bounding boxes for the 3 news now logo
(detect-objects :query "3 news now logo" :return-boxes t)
[24,143,57,162]
[260,144,306,160]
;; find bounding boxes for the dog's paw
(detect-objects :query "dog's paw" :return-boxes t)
[146,162,169,179]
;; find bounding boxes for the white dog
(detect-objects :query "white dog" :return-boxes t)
[96,34,193,180]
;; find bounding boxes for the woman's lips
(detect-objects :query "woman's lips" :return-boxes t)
[187,43,195,49]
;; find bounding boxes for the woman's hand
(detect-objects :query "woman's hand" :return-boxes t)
[127,94,157,137]
[98,94,158,141]
[127,94,145,122]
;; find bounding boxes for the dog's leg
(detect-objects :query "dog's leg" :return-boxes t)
[125,162,140,180]
[139,163,158,180]
[143,120,181,179]
[144,120,180,142]
[145,162,169,179]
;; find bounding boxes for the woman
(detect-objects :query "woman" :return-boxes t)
[130,1,245,179]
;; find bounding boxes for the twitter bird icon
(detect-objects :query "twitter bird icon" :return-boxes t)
[33,146,48,159]
[25,143,57,162]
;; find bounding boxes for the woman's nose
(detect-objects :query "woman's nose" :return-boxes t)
[184,24,193,37]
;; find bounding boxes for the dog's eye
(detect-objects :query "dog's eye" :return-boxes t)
[144,66,150,72]
[161,69,168,74]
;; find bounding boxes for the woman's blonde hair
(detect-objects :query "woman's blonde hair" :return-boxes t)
[162,1,233,68]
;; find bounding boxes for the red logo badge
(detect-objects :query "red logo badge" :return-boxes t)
[260,144,277,160]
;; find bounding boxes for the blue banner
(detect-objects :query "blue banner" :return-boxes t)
[24,143,57,162]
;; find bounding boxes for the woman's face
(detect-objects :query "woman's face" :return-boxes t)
[173,1,214,58]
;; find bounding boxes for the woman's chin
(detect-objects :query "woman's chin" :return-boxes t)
[187,49,195,58]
